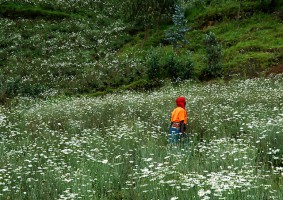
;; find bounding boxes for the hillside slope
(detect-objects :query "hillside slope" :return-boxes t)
[185,0,283,79]
[0,0,282,100]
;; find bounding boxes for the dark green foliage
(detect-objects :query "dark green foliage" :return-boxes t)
[1,79,17,98]
[163,51,194,81]
[146,48,162,81]
[18,83,48,97]
[176,52,195,81]
[0,3,74,20]
[0,78,48,98]
[260,0,283,12]
[146,48,194,82]
[117,0,176,30]
[203,31,222,79]
[108,34,133,51]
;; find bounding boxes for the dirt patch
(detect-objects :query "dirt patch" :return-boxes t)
[265,65,283,76]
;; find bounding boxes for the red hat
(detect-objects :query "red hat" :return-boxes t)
[176,96,186,109]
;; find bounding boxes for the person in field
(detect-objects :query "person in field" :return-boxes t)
[169,96,188,144]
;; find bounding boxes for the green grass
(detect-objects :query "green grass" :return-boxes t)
[182,12,283,78]
[188,1,260,27]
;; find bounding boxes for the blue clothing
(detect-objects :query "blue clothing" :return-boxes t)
[169,125,188,145]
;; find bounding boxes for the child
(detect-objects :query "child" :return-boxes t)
[169,96,188,144]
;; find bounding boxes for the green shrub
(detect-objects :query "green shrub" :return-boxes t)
[0,78,49,98]
[162,50,194,81]
[146,47,194,82]
[146,48,162,82]
[18,82,48,97]
[176,51,195,81]
[202,31,222,79]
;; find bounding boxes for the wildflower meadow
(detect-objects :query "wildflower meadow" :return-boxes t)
[0,76,283,199]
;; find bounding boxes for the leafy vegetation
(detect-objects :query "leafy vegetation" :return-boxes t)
[147,47,194,83]
[0,0,282,100]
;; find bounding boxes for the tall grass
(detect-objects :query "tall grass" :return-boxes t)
[0,76,283,199]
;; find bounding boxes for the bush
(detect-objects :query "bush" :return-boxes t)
[146,47,194,83]
[176,51,195,81]
[146,48,162,82]
[0,78,49,98]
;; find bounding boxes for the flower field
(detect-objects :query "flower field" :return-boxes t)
[0,14,139,95]
[0,76,283,199]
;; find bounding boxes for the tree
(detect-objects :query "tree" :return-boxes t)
[0,21,23,104]
[203,31,222,78]
[165,5,190,51]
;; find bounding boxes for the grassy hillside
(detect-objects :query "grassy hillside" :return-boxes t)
[0,1,138,99]
[187,13,283,78]
[0,0,282,100]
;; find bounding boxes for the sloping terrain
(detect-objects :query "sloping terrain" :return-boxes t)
[0,0,282,99]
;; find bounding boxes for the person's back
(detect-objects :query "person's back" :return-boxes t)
[171,107,187,125]
[169,96,188,144]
